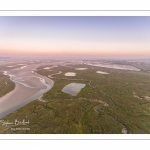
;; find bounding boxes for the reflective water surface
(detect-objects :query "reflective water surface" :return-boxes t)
[62,83,86,96]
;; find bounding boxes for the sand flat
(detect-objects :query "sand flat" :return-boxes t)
[64,72,76,76]
[20,66,27,69]
[86,63,141,71]
[17,64,26,65]
[44,65,58,70]
[96,71,109,74]
[75,68,87,70]
[7,66,15,67]
[44,67,52,69]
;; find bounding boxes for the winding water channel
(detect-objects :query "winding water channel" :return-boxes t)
[0,63,53,119]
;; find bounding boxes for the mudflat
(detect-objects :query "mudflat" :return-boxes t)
[0,63,53,119]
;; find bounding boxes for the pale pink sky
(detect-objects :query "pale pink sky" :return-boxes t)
[0,16,150,58]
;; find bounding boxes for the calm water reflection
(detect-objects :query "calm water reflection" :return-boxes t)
[62,83,86,96]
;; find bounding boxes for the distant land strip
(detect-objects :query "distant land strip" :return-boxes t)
[0,10,150,11]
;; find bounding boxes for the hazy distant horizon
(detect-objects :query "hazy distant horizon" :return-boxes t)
[1,55,150,61]
[0,16,150,58]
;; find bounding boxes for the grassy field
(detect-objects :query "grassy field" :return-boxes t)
[0,72,15,98]
[1,63,150,134]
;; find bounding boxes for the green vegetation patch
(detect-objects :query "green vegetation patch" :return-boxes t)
[1,63,150,134]
[0,72,15,98]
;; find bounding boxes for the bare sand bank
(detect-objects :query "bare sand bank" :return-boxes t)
[85,63,141,71]
[96,71,109,74]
